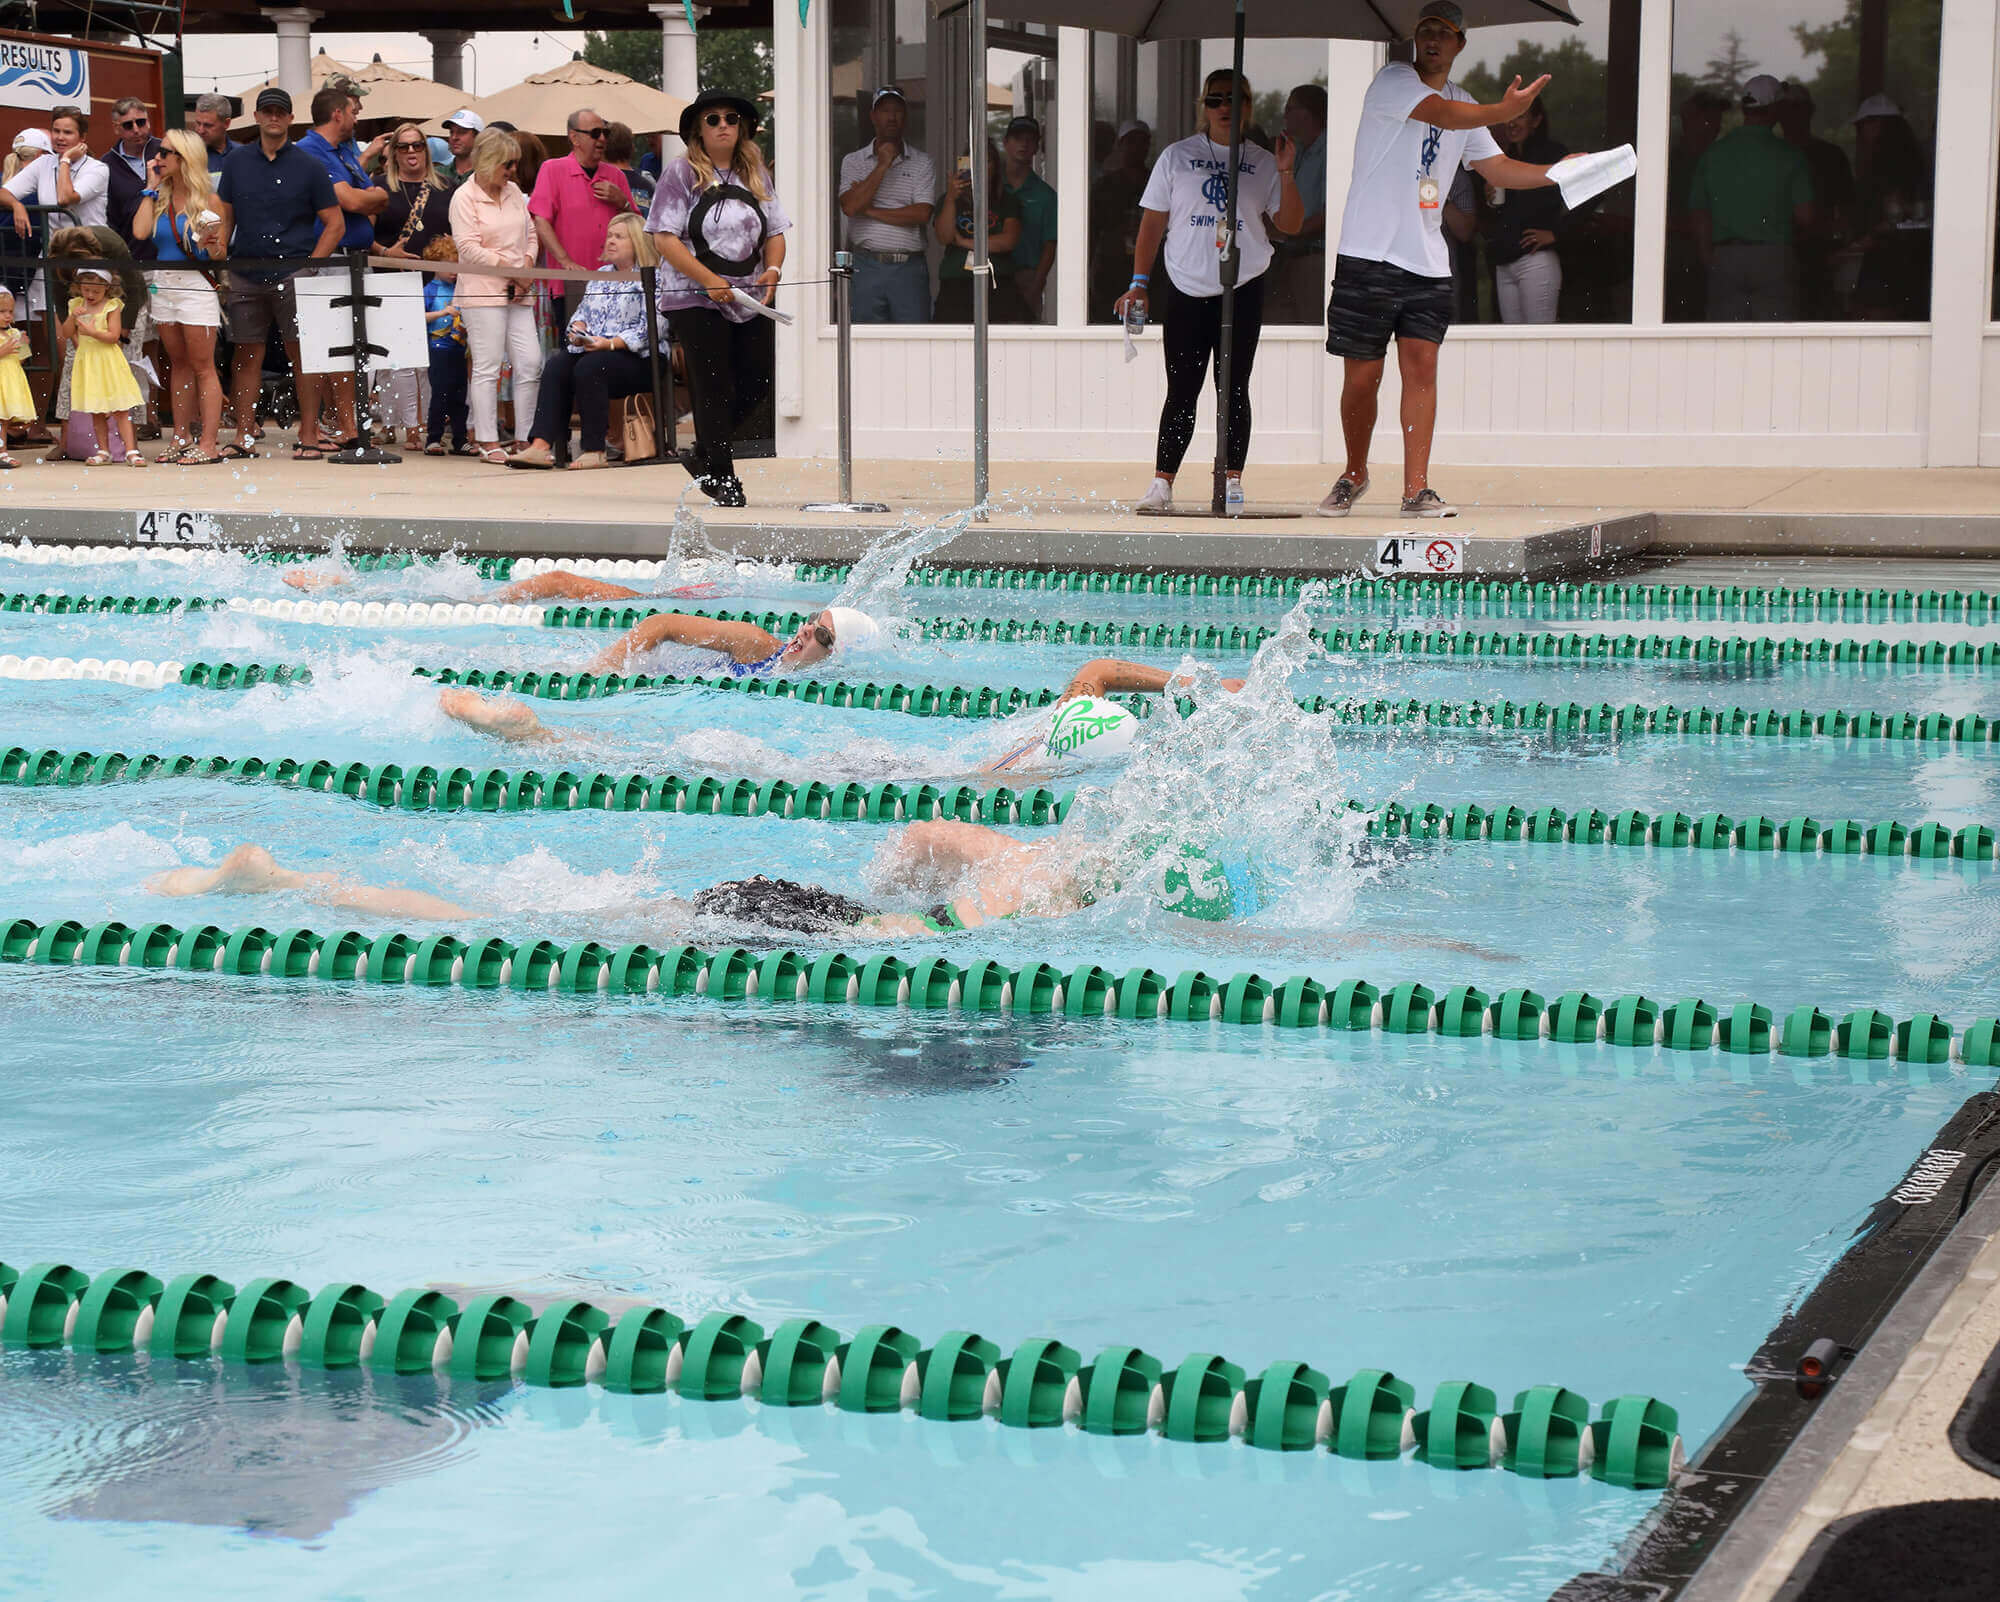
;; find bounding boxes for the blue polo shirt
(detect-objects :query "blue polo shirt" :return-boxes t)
[216,138,338,281]
[297,128,376,251]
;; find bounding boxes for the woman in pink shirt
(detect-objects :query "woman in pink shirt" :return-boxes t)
[447,128,542,463]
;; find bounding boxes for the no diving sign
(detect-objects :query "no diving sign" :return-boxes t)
[1374,535,1463,576]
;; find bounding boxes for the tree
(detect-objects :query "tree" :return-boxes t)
[583,27,776,155]
[1459,37,1610,147]
[1697,28,1757,100]
[1794,0,1941,148]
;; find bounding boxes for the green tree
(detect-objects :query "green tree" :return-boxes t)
[1459,36,1609,147]
[1696,28,1758,100]
[1794,0,1941,144]
[583,27,776,155]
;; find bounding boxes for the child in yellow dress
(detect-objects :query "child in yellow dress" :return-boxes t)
[0,287,34,469]
[59,267,145,467]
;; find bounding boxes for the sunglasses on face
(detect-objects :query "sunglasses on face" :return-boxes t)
[119,118,148,130]
[1202,94,1236,109]
[703,111,741,128]
[394,141,426,151]
[577,126,607,138]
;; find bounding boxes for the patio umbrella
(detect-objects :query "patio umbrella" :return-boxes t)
[451,57,690,140]
[231,50,462,134]
[964,0,1581,515]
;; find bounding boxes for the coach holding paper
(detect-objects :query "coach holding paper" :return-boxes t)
[1319,0,1564,520]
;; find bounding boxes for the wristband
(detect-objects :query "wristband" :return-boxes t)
[1129,273,1149,286]
[140,189,158,199]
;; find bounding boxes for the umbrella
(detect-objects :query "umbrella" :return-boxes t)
[968,0,1581,515]
[450,57,690,140]
[231,50,463,134]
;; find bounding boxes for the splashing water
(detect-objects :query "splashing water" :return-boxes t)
[827,510,977,646]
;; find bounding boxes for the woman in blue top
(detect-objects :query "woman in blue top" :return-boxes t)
[130,129,224,464]
[507,214,659,470]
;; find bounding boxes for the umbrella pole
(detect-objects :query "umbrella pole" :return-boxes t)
[1211,0,1246,518]
[970,0,991,520]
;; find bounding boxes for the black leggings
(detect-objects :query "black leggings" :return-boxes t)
[528,347,651,456]
[667,307,775,482]
[1154,271,1265,476]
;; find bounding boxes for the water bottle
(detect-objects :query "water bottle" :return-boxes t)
[1123,299,1146,337]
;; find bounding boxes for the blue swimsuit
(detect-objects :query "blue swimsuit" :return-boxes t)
[725,648,785,680]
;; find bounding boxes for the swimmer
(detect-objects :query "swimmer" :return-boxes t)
[280,565,722,602]
[437,653,1245,762]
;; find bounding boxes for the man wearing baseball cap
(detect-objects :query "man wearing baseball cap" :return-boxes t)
[837,86,935,322]
[438,108,484,189]
[999,115,1056,321]
[1688,73,1815,321]
[1319,0,1565,521]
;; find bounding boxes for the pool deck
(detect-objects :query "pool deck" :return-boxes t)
[6,453,2000,575]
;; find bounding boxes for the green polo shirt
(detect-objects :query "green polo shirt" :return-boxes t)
[1003,170,1057,274]
[1688,123,1814,246]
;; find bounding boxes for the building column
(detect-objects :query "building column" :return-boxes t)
[1924,0,2000,466]
[771,0,822,444]
[1629,0,1673,326]
[1056,27,1088,326]
[651,4,704,162]
[422,29,473,92]
[267,7,319,109]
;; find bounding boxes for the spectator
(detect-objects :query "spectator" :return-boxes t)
[59,264,145,467]
[420,234,469,456]
[0,288,31,464]
[648,87,790,507]
[213,86,342,460]
[1088,120,1150,322]
[1266,84,1328,324]
[1479,98,1567,323]
[998,116,1056,322]
[296,83,389,456]
[508,214,658,471]
[1777,80,1852,320]
[131,130,226,464]
[605,121,654,212]
[193,94,234,176]
[2,106,110,324]
[530,106,635,333]
[371,122,453,452]
[43,225,150,459]
[1112,67,1302,513]
[1689,74,1814,322]
[104,96,164,257]
[449,127,541,464]
[1443,166,1480,321]
[932,142,1021,323]
[837,87,934,323]
[511,129,548,198]
[439,109,483,188]
[1319,0,1563,520]
[1849,95,1930,321]
[1666,88,1727,322]
[4,128,49,186]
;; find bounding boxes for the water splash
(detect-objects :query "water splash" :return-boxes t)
[828,511,976,645]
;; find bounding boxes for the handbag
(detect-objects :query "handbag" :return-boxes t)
[621,391,658,463]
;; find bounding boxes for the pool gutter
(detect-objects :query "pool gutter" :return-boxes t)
[1552,1087,2000,1602]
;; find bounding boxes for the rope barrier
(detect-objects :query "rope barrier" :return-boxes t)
[2,914,1993,1067]
[0,1254,1679,1485]
[7,741,1997,864]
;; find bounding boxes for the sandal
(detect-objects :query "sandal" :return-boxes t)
[178,449,225,466]
[218,440,256,460]
[0,452,15,470]
[125,450,148,467]
[292,444,325,461]
[476,445,508,465]
[157,440,192,465]
[85,450,111,466]
[424,441,447,456]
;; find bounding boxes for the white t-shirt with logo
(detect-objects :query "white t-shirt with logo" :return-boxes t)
[1336,62,1501,280]
[1139,133,1283,297]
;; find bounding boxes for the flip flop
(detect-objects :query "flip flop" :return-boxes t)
[178,450,226,466]
[292,444,325,461]
[219,441,256,460]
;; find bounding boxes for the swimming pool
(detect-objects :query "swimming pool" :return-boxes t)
[1,535,1995,1601]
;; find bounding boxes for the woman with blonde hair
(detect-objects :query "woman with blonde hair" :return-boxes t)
[508,211,658,470]
[131,128,225,463]
[448,126,541,463]
[370,121,454,451]
[646,87,790,507]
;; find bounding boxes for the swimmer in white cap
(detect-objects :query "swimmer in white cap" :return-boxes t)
[281,564,726,602]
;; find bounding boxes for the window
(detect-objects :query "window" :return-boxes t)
[1670,0,1941,322]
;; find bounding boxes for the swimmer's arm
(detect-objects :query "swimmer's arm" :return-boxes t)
[583,613,782,674]
[1059,658,1247,702]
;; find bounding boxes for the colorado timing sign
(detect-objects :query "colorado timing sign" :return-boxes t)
[0,39,88,111]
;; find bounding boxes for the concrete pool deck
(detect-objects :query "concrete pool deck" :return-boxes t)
[4,453,2000,575]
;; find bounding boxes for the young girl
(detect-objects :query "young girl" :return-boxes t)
[60,267,145,467]
[0,288,35,468]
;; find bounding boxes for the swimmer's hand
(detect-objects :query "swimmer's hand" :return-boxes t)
[438,686,563,744]
[282,569,354,593]
[1058,657,1247,703]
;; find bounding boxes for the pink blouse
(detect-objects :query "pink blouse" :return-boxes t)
[448,179,534,307]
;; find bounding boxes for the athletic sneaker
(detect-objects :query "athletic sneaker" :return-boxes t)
[1225,477,1245,511]
[1400,487,1457,518]
[1315,474,1367,517]
[1137,475,1172,512]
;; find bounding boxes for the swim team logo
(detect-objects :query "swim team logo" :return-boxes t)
[1045,698,1131,760]
[0,40,89,111]
[1201,170,1230,211]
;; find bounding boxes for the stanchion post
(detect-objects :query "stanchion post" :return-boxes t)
[801,251,889,513]
[328,248,398,466]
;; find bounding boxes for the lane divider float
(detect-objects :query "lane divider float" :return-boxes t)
[3,915,1996,1066]
[0,1256,1680,1487]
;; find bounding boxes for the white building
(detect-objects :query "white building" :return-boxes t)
[755,0,1996,472]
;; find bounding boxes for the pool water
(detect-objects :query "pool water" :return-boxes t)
[1,540,1996,1601]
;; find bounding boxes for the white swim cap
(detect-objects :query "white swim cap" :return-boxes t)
[822,606,882,652]
[1044,696,1138,762]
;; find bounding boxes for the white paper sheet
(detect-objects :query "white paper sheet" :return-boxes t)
[731,288,793,324]
[1548,144,1638,210]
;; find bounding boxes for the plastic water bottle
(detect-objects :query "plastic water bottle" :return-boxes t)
[1123,299,1146,337]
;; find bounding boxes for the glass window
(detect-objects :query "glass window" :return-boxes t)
[1086,37,1329,324]
[1670,0,1941,322]
[1452,0,1641,325]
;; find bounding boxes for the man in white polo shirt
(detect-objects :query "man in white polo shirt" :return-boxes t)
[837,87,936,323]
[1319,0,1564,519]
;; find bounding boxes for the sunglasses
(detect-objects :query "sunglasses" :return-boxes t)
[1201,93,1237,109]
[118,117,148,129]
[703,111,742,128]
[577,126,607,138]
[393,141,426,151]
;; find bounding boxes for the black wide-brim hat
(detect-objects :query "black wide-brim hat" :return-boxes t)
[679,89,761,147]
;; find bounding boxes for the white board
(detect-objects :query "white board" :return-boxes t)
[293,269,428,377]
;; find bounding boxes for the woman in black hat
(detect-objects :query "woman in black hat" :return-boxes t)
[644,87,791,508]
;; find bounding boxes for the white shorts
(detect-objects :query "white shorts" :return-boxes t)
[149,271,222,329]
